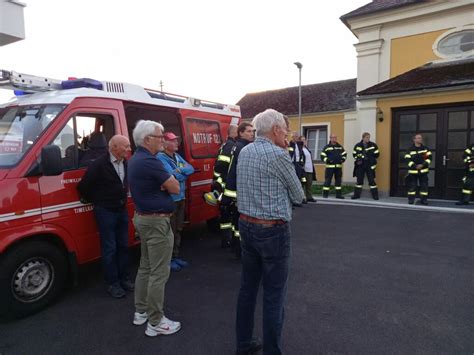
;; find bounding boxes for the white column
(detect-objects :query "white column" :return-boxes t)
[357,99,378,141]
[343,111,358,182]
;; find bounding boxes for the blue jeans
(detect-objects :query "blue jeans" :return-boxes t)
[236,220,291,355]
[93,206,129,286]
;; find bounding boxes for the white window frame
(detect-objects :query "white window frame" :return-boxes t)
[432,25,474,60]
[302,122,330,164]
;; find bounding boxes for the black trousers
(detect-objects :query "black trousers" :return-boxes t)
[355,166,376,188]
[461,172,474,197]
[406,173,428,198]
[324,168,342,188]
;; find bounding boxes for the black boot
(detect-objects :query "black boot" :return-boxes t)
[420,196,428,205]
[371,188,379,200]
[351,187,362,200]
[335,189,345,199]
[322,190,329,198]
[456,193,471,205]
[408,197,415,205]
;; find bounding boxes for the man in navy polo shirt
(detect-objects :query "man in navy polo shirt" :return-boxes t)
[128,120,181,337]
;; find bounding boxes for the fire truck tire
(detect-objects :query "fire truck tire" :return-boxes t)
[0,241,68,318]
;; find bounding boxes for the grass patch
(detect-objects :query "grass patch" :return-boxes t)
[311,184,354,195]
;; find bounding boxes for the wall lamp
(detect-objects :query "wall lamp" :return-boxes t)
[376,108,384,122]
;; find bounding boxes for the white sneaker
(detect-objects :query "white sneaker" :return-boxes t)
[133,311,148,325]
[145,316,181,336]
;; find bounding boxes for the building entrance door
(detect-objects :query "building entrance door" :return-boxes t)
[391,103,474,200]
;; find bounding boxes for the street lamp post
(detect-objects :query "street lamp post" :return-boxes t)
[294,62,303,135]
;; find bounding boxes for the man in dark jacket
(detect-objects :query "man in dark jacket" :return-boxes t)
[300,136,316,203]
[405,133,432,205]
[77,135,133,298]
[351,132,380,200]
[222,122,254,258]
[321,134,347,199]
[288,132,305,184]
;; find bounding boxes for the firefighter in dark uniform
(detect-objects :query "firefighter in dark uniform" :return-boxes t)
[456,143,474,205]
[221,122,254,258]
[321,134,347,199]
[204,125,238,247]
[405,133,432,205]
[351,132,380,200]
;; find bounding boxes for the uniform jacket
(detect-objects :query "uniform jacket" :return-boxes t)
[222,137,251,204]
[213,137,235,189]
[405,144,432,175]
[352,140,380,176]
[321,142,347,167]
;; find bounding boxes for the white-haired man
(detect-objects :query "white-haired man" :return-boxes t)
[235,109,304,355]
[127,120,181,337]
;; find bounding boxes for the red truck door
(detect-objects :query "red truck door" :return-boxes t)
[38,105,123,264]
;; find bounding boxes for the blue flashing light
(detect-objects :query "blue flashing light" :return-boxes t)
[61,78,103,90]
[14,90,34,96]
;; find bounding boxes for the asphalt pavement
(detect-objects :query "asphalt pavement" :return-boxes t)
[0,204,473,354]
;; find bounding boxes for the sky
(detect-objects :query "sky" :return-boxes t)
[0,0,369,106]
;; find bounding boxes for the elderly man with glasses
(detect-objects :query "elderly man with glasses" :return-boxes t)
[128,120,181,337]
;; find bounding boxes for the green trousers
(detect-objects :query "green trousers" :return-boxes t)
[133,214,173,325]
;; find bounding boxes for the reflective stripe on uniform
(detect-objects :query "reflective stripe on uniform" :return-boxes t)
[355,185,362,188]
[462,189,472,194]
[370,185,378,189]
[223,189,237,198]
[326,164,342,168]
[214,171,221,178]
[323,187,330,191]
[217,154,231,163]
[371,164,377,170]
[420,191,428,196]
[407,191,416,195]
[220,223,233,230]
[335,186,342,190]
[420,168,429,174]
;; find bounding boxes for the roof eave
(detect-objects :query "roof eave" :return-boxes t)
[356,84,474,100]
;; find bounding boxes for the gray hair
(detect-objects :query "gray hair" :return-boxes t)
[133,120,164,147]
[252,109,286,136]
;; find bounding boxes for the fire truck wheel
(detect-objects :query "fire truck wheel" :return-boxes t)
[0,241,68,318]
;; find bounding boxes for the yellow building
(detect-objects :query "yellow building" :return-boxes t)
[238,0,474,200]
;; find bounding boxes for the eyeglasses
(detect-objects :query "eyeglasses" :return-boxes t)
[148,134,165,140]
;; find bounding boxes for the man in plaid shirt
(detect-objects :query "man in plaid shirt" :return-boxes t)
[235,109,304,355]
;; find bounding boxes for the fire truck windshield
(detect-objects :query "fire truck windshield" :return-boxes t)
[0,104,66,167]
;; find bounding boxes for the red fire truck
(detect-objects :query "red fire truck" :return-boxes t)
[0,70,240,317]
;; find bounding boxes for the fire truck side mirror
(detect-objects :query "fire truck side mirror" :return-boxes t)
[41,145,63,176]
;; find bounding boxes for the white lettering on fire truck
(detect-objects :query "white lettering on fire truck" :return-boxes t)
[61,178,81,185]
[74,205,94,214]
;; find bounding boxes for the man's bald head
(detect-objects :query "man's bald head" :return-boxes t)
[109,135,131,160]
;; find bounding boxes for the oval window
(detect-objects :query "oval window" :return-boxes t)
[437,30,474,57]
